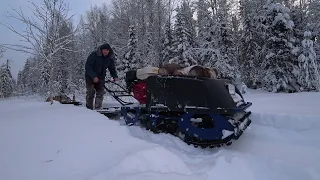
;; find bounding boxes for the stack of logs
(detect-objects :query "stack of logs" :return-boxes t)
[158,63,218,79]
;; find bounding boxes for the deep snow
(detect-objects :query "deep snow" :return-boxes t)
[0,90,319,180]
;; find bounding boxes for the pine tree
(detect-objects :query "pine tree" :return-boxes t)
[51,19,75,96]
[0,46,4,60]
[123,25,140,70]
[16,70,23,94]
[192,0,239,78]
[239,0,265,87]
[260,0,297,92]
[115,24,140,86]
[298,29,320,91]
[169,4,197,66]
[161,21,174,65]
[142,31,158,67]
[196,0,211,43]
[0,60,14,98]
[18,58,31,93]
[216,0,240,79]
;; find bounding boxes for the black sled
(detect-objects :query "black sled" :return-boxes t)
[102,69,252,148]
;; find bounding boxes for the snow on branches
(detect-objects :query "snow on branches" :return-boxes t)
[257,1,298,92]
[0,60,14,98]
[0,46,5,60]
[298,30,320,91]
[7,0,320,96]
[1,0,78,96]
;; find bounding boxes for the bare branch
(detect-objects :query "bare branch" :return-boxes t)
[0,0,78,95]
[0,46,5,59]
[1,44,39,56]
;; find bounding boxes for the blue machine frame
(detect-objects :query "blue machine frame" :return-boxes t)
[102,78,252,148]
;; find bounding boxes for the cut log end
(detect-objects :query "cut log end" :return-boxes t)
[158,63,218,79]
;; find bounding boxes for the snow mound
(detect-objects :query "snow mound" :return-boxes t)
[90,172,204,180]
[90,146,202,180]
[244,91,320,116]
[251,112,320,131]
[244,91,320,130]
[207,153,317,180]
[0,99,173,180]
[111,146,191,174]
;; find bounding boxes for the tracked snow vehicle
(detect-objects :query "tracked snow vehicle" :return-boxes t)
[100,67,252,148]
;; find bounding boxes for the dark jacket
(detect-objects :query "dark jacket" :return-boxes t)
[85,43,118,83]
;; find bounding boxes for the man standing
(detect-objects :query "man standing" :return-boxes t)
[85,43,119,110]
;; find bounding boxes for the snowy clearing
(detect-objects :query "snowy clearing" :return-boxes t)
[0,90,320,180]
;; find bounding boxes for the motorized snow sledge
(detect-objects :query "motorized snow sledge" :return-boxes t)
[100,66,252,148]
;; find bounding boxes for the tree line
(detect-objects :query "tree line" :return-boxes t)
[1,0,320,98]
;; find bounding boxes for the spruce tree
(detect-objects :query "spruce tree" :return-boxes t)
[298,29,320,91]
[122,25,139,71]
[0,60,14,98]
[161,21,174,65]
[169,5,197,66]
[260,0,297,92]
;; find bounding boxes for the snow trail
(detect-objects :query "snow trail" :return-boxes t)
[124,91,320,179]
[126,111,320,179]
[0,91,319,180]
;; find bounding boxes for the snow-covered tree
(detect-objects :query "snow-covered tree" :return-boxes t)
[51,19,76,95]
[122,25,140,71]
[169,2,197,66]
[297,29,320,91]
[161,21,174,65]
[191,0,240,78]
[196,0,211,42]
[259,1,298,92]
[141,0,167,67]
[85,4,112,49]
[239,0,266,87]
[216,0,241,78]
[1,0,78,97]
[15,57,42,95]
[0,46,5,59]
[141,31,158,66]
[0,60,14,98]
[70,16,94,93]
[9,0,320,96]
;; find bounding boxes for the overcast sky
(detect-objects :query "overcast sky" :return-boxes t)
[0,0,112,79]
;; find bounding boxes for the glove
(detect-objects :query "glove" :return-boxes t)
[93,77,99,83]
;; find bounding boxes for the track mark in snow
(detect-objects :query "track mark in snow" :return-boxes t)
[206,153,318,180]
[88,145,207,180]
[90,171,206,180]
[121,112,320,180]
[251,112,320,131]
[2,92,320,180]
[228,126,320,168]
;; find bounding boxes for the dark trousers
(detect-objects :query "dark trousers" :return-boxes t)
[86,80,106,109]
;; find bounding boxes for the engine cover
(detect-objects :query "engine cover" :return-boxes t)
[145,75,239,113]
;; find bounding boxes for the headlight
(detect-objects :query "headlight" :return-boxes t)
[228,84,236,95]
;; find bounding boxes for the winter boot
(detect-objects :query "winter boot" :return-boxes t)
[94,90,104,109]
[86,83,95,110]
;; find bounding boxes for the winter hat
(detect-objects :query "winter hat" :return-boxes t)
[100,43,111,50]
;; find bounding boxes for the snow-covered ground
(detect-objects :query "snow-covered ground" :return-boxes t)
[0,90,319,180]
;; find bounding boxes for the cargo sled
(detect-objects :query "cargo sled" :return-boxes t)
[101,66,252,148]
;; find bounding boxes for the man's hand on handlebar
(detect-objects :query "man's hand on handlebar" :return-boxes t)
[93,77,99,83]
[105,78,119,83]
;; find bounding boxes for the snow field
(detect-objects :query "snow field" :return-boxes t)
[0,90,320,180]
[0,98,199,180]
